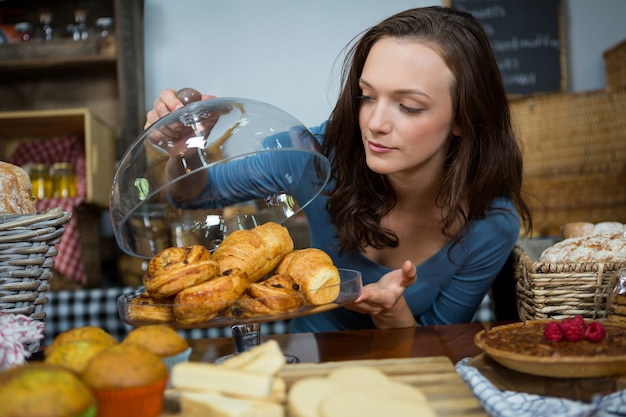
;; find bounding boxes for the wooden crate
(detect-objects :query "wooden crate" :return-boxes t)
[510,88,626,236]
[604,38,626,90]
[0,108,115,208]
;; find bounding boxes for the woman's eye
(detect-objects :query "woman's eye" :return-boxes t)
[400,104,423,114]
[358,95,374,103]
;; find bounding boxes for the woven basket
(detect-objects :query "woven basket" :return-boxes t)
[514,245,626,321]
[604,38,626,90]
[510,88,626,235]
[0,208,71,325]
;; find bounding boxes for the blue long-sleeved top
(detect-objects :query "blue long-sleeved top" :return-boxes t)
[290,122,520,331]
[183,120,520,332]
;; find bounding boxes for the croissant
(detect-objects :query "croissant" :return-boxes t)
[144,245,220,297]
[173,269,249,324]
[225,274,305,318]
[212,222,294,282]
[277,248,341,305]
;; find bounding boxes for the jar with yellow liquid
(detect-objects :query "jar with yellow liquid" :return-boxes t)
[30,163,53,199]
[52,162,77,198]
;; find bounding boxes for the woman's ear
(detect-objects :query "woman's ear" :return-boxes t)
[451,124,462,137]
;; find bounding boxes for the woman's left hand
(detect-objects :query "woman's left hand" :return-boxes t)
[345,260,418,328]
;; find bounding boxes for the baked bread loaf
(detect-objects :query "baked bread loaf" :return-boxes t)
[212,221,294,282]
[127,292,176,323]
[173,269,249,324]
[225,274,305,318]
[539,232,626,264]
[277,248,341,305]
[0,161,36,214]
[144,245,220,297]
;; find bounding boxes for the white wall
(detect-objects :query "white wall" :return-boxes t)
[144,0,626,127]
[143,0,438,126]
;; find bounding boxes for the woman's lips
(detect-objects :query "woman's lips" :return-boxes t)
[367,140,393,153]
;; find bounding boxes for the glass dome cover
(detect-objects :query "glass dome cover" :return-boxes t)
[110,96,331,258]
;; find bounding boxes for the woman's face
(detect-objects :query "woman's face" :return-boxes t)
[358,37,459,182]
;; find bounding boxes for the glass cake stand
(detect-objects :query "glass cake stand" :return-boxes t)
[111,89,359,363]
[117,268,363,363]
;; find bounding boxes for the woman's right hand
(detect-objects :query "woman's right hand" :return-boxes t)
[145,88,215,129]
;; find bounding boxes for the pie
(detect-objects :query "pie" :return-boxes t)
[474,320,626,378]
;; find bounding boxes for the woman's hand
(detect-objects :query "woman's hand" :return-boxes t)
[145,88,215,129]
[345,260,418,329]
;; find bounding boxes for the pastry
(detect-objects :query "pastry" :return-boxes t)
[126,292,176,323]
[173,269,249,324]
[539,233,626,264]
[277,248,341,305]
[225,274,305,318]
[212,222,294,283]
[0,161,37,214]
[144,245,220,297]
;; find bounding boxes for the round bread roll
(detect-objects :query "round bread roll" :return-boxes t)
[561,222,595,239]
[173,269,249,324]
[144,245,220,297]
[592,221,624,236]
[0,161,37,214]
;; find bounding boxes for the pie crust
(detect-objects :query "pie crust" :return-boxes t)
[474,320,626,378]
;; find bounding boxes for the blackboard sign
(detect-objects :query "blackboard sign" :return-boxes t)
[449,0,563,95]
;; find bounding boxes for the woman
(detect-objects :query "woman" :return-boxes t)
[146,6,532,332]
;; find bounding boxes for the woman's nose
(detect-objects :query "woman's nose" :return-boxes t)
[365,103,392,134]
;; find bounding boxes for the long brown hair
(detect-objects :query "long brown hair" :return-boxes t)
[323,6,532,254]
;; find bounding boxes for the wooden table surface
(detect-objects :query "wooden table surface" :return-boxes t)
[186,322,492,365]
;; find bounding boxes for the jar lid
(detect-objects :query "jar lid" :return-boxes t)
[52,162,74,171]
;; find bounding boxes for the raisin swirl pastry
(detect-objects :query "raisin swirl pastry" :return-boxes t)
[143,245,220,298]
[225,274,305,318]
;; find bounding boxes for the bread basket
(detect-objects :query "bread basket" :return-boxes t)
[0,208,71,329]
[514,243,626,321]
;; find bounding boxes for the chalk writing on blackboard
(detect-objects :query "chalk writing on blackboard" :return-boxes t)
[450,0,563,95]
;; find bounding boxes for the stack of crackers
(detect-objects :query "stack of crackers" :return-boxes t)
[607,271,626,322]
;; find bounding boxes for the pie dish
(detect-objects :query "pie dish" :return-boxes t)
[118,268,362,329]
[474,320,626,378]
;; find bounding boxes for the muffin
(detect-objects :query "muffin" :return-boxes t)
[123,325,191,373]
[0,363,96,417]
[81,343,168,417]
[45,326,117,359]
[44,339,112,374]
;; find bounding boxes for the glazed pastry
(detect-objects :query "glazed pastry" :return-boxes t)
[144,245,220,297]
[277,248,341,305]
[127,292,176,323]
[212,222,294,283]
[226,274,305,318]
[173,269,249,324]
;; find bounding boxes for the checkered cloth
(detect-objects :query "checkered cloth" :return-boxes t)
[42,287,290,346]
[8,136,88,284]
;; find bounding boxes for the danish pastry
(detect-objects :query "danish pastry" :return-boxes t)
[225,274,305,318]
[127,292,176,323]
[144,245,220,297]
[173,269,249,324]
[212,222,294,282]
[277,248,341,305]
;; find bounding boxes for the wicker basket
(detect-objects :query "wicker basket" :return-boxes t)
[510,88,626,235]
[514,245,626,321]
[604,38,626,90]
[0,208,71,327]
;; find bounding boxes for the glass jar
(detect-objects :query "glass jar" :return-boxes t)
[72,9,89,41]
[14,22,34,42]
[37,12,55,42]
[51,162,77,198]
[30,164,53,199]
[606,268,626,322]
